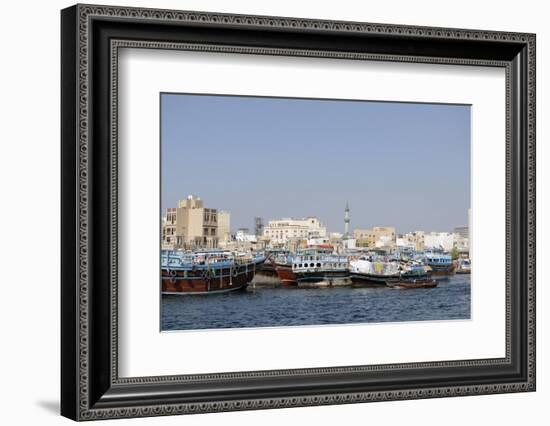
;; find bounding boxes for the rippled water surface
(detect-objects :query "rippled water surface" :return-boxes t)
[161,274,470,331]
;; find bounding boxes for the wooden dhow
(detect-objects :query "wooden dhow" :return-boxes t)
[387,264,437,289]
[291,249,351,288]
[423,251,456,277]
[161,250,265,295]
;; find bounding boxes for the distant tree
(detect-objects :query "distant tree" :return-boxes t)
[451,247,460,260]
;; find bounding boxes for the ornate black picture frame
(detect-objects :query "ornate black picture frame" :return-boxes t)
[61,4,536,421]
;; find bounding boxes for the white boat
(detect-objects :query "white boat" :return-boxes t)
[349,258,400,286]
[456,258,471,274]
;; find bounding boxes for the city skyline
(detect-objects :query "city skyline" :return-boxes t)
[161,93,471,234]
[163,198,468,236]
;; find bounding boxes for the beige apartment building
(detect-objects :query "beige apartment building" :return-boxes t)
[161,195,219,249]
[217,211,231,244]
[403,231,426,251]
[162,208,178,248]
[354,226,396,248]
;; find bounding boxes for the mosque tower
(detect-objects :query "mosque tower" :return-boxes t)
[344,202,350,238]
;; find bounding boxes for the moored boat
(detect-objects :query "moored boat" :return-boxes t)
[270,250,299,286]
[275,262,298,286]
[387,279,438,289]
[423,252,455,277]
[349,258,400,287]
[258,249,289,276]
[388,264,437,289]
[291,251,350,287]
[255,249,292,286]
[257,258,277,278]
[456,258,471,274]
[161,250,265,295]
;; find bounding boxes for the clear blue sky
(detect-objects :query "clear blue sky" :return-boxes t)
[161,93,470,234]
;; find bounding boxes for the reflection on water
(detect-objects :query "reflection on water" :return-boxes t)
[161,274,470,331]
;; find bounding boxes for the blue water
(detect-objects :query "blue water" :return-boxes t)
[161,274,470,331]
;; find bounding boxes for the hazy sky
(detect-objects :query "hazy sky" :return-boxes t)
[161,93,470,234]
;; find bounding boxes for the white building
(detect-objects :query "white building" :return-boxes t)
[424,232,455,252]
[374,234,395,248]
[396,236,416,250]
[263,217,327,245]
[307,236,330,246]
[454,234,470,253]
[354,226,396,249]
[342,238,356,250]
[235,228,257,243]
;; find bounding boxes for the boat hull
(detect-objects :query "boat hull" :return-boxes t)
[254,259,287,286]
[295,270,351,288]
[258,260,278,277]
[427,264,456,277]
[350,272,399,287]
[387,279,438,289]
[162,260,263,295]
[163,283,248,295]
[275,264,298,286]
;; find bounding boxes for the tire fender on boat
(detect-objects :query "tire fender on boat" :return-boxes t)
[168,269,177,283]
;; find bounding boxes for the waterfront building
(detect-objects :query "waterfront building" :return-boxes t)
[161,208,177,249]
[453,231,470,254]
[353,227,396,248]
[454,209,471,254]
[328,232,344,250]
[307,236,330,246]
[161,195,219,249]
[396,236,417,250]
[402,231,425,251]
[217,210,231,243]
[453,226,469,240]
[263,217,327,245]
[353,229,369,247]
[342,237,356,250]
[235,228,257,242]
[424,232,454,252]
[454,234,470,254]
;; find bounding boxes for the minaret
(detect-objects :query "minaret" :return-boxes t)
[344,202,350,238]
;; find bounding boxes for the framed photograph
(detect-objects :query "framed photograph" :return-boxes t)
[61,4,536,421]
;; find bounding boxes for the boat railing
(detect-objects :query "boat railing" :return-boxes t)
[161,250,266,269]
